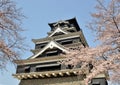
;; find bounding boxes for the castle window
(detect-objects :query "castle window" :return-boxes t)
[40,45,45,48]
[67,30,75,33]
[17,66,25,73]
[46,50,58,56]
[66,64,74,69]
[59,23,65,28]
[53,32,64,36]
[36,64,61,72]
[35,44,46,49]
[61,40,73,45]
[45,50,62,56]
[24,66,30,73]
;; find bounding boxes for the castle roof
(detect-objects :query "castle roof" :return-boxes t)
[48,18,80,31]
[30,41,68,59]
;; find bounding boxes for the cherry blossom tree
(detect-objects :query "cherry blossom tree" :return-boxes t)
[0,0,26,70]
[63,0,120,85]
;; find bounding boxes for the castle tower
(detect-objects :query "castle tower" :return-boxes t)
[13,18,108,85]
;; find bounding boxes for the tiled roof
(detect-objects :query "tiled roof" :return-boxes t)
[30,41,68,59]
[14,55,65,65]
[32,32,81,43]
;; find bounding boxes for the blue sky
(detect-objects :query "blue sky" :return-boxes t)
[0,0,97,85]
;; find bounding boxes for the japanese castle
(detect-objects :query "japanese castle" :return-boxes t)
[13,18,108,85]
